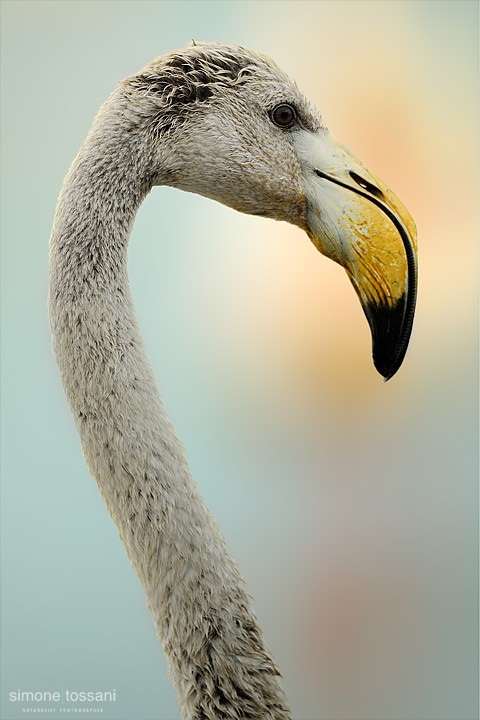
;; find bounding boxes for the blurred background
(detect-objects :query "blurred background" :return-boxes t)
[1,1,478,719]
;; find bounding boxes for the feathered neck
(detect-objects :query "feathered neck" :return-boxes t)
[49,92,291,719]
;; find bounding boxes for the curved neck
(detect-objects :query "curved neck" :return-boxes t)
[49,105,290,719]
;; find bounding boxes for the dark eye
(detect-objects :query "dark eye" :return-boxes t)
[269,103,297,129]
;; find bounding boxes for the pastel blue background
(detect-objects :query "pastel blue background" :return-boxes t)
[1,2,478,719]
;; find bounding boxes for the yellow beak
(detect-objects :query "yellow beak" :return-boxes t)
[296,130,418,380]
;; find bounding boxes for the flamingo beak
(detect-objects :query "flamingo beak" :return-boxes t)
[295,130,418,380]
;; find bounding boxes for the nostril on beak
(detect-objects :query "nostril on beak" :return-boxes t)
[349,171,383,198]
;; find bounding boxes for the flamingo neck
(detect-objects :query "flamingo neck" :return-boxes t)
[49,107,290,719]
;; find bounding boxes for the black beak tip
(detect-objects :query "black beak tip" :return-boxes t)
[373,351,403,382]
[365,295,414,381]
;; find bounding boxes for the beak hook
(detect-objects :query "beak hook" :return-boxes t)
[314,168,418,379]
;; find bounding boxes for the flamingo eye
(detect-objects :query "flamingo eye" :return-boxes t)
[269,103,297,129]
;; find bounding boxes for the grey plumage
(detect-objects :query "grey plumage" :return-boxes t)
[50,42,302,720]
[49,40,417,720]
